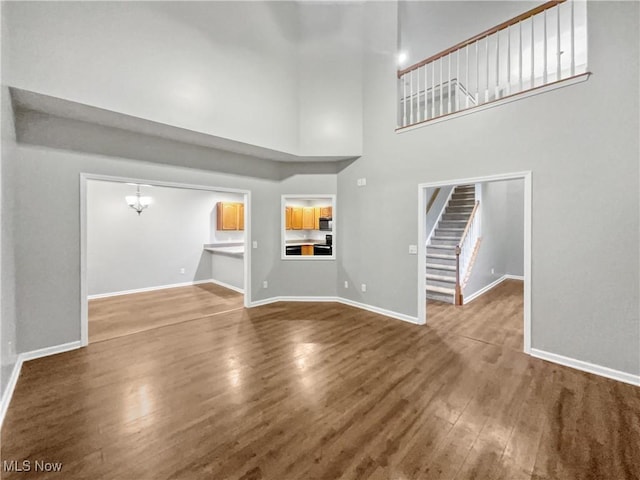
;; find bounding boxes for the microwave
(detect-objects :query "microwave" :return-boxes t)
[319,217,332,231]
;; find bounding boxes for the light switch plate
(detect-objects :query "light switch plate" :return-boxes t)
[253,241,258,249]
[408,245,417,254]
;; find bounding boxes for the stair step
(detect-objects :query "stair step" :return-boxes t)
[446,206,473,212]
[426,253,456,260]
[426,274,456,283]
[439,222,467,228]
[426,285,456,295]
[428,244,456,250]
[432,236,460,241]
[426,263,456,271]
[426,292,455,304]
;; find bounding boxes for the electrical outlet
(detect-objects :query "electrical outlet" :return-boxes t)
[408,244,417,254]
[263,280,268,289]
[180,268,185,274]
[361,283,367,292]
[357,178,367,187]
[344,281,349,289]
[252,241,258,249]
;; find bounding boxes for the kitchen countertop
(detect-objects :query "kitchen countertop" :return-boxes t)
[203,243,244,257]
[285,239,330,246]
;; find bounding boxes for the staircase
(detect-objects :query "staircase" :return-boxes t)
[426,184,476,304]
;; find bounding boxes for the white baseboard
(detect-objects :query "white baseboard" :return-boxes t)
[504,274,525,281]
[208,279,244,294]
[20,341,83,362]
[337,298,421,325]
[463,274,524,304]
[248,296,420,325]
[249,296,339,307]
[0,339,82,428]
[0,358,23,429]
[530,348,640,387]
[88,279,214,300]
[463,276,507,304]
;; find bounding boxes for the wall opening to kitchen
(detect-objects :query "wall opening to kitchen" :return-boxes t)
[281,194,336,260]
[80,175,250,345]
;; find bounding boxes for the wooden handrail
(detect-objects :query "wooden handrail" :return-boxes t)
[397,0,565,78]
[426,188,441,213]
[457,201,480,248]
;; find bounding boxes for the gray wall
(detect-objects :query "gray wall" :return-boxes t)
[425,185,453,239]
[10,110,338,353]
[87,181,244,296]
[337,1,639,375]
[1,1,18,398]
[1,1,638,382]
[465,179,524,297]
[1,87,18,397]
[211,254,244,291]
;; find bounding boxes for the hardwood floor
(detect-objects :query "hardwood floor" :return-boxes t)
[3,282,639,479]
[89,283,244,343]
[427,279,524,352]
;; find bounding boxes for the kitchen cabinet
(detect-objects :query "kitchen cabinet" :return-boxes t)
[285,207,292,230]
[302,207,315,230]
[238,204,244,231]
[291,207,303,230]
[301,245,314,256]
[314,207,321,230]
[216,202,244,231]
[320,206,332,218]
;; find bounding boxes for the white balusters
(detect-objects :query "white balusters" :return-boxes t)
[456,50,460,112]
[466,45,470,109]
[423,64,428,121]
[448,54,452,114]
[570,0,575,76]
[485,36,490,103]
[556,5,561,81]
[397,1,586,128]
[519,21,523,91]
[543,9,548,84]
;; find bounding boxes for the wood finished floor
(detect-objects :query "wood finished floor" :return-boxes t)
[2,280,639,479]
[89,283,244,343]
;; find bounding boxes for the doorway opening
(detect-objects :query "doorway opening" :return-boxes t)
[418,171,531,353]
[80,174,251,345]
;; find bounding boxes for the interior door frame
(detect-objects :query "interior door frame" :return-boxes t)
[79,173,251,347]
[417,171,532,354]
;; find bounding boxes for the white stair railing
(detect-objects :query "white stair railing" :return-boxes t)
[454,201,480,305]
[397,0,588,128]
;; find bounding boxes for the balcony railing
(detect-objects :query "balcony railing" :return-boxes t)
[398,0,588,129]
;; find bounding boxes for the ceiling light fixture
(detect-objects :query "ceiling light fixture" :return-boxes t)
[397,51,408,66]
[125,184,152,215]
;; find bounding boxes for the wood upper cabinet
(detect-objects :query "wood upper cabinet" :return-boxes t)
[302,207,315,230]
[291,207,303,230]
[320,206,332,219]
[285,207,292,230]
[216,202,244,231]
[314,207,321,230]
[238,204,244,231]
